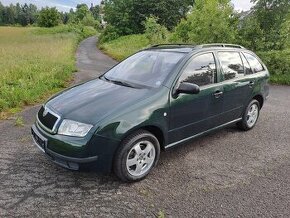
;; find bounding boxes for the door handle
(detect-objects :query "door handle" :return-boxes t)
[249,81,255,87]
[213,90,223,98]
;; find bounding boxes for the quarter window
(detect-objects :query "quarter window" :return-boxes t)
[244,53,264,73]
[241,53,253,75]
[218,52,244,80]
[179,53,216,86]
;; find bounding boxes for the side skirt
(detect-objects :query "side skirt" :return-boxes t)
[165,118,242,149]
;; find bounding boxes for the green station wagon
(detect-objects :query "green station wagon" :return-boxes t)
[32,44,270,182]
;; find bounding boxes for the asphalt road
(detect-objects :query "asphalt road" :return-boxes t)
[0,37,290,217]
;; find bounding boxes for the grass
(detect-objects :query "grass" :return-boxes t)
[0,26,95,118]
[99,34,150,61]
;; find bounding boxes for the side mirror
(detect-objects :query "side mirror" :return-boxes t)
[176,82,200,95]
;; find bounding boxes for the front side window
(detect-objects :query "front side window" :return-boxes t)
[104,51,185,88]
[179,53,216,86]
[218,52,244,81]
[244,53,264,73]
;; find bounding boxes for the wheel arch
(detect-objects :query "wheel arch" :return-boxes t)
[253,94,264,109]
[119,125,166,151]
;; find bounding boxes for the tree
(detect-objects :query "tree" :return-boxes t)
[3,4,17,25]
[238,14,264,51]
[90,4,100,20]
[171,0,238,44]
[251,0,290,50]
[103,0,193,36]
[75,4,90,21]
[38,7,60,27]
[0,2,4,25]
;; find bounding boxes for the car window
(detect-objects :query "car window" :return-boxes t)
[218,52,244,80]
[104,51,185,88]
[179,53,216,86]
[241,53,253,75]
[244,53,264,73]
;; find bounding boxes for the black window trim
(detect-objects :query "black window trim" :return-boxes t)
[240,52,253,75]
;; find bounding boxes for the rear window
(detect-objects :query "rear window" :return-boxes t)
[244,53,264,73]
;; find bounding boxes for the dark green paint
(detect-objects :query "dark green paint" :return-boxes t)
[32,45,270,172]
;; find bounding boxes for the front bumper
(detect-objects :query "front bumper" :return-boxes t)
[31,124,119,172]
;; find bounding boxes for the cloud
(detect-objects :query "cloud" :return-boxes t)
[231,0,253,11]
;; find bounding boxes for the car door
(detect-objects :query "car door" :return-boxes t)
[168,52,224,145]
[216,51,254,123]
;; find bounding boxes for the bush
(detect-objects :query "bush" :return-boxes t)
[170,0,237,44]
[38,7,60,28]
[258,50,290,85]
[81,13,100,30]
[99,25,120,43]
[144,16,168,45]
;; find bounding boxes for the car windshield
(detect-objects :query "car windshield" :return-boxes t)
[103,51,185,88]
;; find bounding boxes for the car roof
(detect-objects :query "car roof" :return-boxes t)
[146,43,248,53]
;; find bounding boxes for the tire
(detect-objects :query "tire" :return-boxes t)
[113,130,160,182]
[237,99,260,131]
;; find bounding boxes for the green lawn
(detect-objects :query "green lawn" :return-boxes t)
[0,26,94,118]
[99,34,150,61]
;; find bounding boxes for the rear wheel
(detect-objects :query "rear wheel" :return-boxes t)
[114,130,160,182]
[237,99,260,131]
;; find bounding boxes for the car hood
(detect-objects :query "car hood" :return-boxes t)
[46,79,153,125]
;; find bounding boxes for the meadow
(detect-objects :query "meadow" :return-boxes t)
[0,26,93,118]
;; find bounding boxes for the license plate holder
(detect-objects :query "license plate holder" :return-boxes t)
[31,125,47,153]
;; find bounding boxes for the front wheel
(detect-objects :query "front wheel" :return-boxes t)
[113,130,160,182]
[237,99,260,131]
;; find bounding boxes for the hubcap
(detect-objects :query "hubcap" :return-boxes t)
[246,104,259,128]
[126,141,156,177]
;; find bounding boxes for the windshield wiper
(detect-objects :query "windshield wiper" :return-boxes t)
[102,75,137,88]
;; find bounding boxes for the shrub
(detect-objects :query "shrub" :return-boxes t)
[99,25,120,43]
[171,0,237,44]
[144,16,168,45]
[38,7,60,28]
[258,50,290,85]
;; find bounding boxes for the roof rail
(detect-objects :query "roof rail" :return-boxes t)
[151,44,195,48]
[199,43,245,49]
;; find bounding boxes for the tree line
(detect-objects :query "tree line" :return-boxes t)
[101,0,290,52]
[0,1,100,28]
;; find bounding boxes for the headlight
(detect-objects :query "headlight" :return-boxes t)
[58,119,93,137]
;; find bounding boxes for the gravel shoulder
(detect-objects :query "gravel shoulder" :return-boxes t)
[0,37,290,217]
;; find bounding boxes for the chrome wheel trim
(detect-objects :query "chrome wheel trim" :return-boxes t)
[246,104,259,128]
[126,140,156,177]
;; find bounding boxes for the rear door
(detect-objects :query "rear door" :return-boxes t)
[216,51,254,123]
[168,52,224,144]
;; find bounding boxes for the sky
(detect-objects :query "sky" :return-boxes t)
[1,0,254,12]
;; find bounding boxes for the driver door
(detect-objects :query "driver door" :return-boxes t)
[168,52,224,144]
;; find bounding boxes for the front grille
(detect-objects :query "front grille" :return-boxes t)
[38,106,59,131]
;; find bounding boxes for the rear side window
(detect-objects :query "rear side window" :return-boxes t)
[179,53,216,86]
[244,53,264,73]
[241,53,253,75]
[218,52,244,80]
